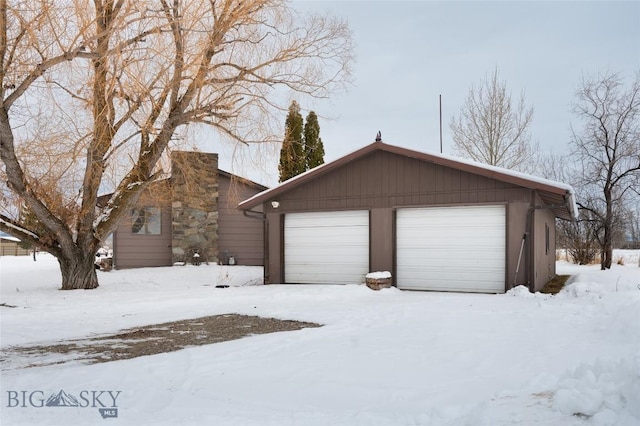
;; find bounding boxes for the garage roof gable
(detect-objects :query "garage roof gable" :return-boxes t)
[238,141,578,220]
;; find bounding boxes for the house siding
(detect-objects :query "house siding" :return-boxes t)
[262,150,547,291]
[264,213,284,284]
[533,207,557,291]
[370,208,393,276]
[217,174,265,266]
[112,162,266,269]
[506,202,530,288]
[113,189,173,269]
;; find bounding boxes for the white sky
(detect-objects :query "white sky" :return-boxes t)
[205,0,640,186]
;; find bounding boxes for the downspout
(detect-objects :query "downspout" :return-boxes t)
[243,209,269,285]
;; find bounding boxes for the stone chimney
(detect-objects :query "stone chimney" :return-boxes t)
[171,152,219,264]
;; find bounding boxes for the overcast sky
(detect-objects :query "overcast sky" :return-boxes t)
[209,0,640,186]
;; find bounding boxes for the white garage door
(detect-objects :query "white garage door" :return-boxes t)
[285,210,369,284]
[396,205,505,293]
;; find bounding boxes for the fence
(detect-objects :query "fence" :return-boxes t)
[0,241,31,256]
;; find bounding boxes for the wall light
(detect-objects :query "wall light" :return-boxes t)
[271,201,280,209]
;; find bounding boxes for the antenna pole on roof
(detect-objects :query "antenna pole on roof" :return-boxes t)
[439,94,443,154]
[375,131,382,142]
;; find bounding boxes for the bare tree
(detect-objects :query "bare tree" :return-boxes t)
[536,152,600,265]
[450,68,536,172]
[0,0,353,289]
[623,202,640,249]
[559,209,601,265]
[571,72,640,270]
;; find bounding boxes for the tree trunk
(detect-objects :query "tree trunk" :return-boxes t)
[601,187,613,270]
[57,253,99,290]
[601,227,613,270]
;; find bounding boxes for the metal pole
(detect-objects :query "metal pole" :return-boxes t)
[514,234,526,287]
[439,94,443,153]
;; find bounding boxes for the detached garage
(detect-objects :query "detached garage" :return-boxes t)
[239,140,577,293]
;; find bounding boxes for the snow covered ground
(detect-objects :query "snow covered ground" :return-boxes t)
[1,252,639,426]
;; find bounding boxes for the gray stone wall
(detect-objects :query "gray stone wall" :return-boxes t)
[171,152,219,264]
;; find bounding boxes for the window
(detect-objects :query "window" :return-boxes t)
[131,207,161,235]
[545,223,550,255]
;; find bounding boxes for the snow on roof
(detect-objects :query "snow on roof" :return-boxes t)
[429,149,578,219]
[0,231,21,242]
[238,141,578,219]
[0,220,38,240]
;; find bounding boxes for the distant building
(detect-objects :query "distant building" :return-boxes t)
[0,232,30,256]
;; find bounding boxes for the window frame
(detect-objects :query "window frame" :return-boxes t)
[130,206,162,236]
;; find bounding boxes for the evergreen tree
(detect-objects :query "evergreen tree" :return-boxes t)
[278,101,305,182]
[304,111,325,170]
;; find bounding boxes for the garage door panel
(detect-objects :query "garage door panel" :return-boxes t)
[399,266,504,279]
[287,212,367,227]
[286,224,367,234]
[285,211,369,285]
[286,251,364,260]
[401,254,504,270]
[286,269,367,283]
[401,247,504,260]
[286,254,368,266]
[285,237,367,247]
[286,263,368,275]
[397,205,506,293]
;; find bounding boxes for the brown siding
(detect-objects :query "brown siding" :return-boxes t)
[113,203,172,269]
[113,168,266,269]
[113,181,172,269]
[266,212,283,283]
[266,151,531,212]
[507,202,530,288]
[370,208,394,278]
[533,208,557,291]
[217,174,264,266]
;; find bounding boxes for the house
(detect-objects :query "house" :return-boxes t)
[238,140,577,293]
[111,152,267,269]
[0,232,30,256]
